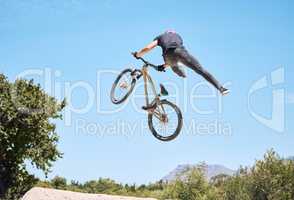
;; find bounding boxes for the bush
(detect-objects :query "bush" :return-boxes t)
[33,150,294,200]
[51,176,67,190]
[222,150,294,200]
[162,167,217,200]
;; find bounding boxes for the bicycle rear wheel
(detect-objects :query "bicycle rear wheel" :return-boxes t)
[148,100,183,141]
[110,69,136,104]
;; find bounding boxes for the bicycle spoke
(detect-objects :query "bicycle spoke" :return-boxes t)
[114,72,133,101]
[151,102,179,138]
[152,111,162,120]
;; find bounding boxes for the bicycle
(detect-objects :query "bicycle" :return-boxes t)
[110,53,183,141]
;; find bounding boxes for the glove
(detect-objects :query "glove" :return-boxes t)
[132,52,140,59]
[156,64,166,72]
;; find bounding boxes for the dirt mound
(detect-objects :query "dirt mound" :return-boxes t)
[22,187,156,200]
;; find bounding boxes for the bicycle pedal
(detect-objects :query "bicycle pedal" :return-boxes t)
[142,103,157,111]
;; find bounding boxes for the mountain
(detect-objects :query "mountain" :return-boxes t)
[161,163,235,182]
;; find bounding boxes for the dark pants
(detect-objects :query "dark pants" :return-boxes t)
[163,46,222,91]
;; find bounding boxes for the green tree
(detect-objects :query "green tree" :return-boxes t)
[222,150,294,200]
[222,169,251,200]
[0,74,65,199]
[67,180,83,192]
[249,150,294,200]
[51,176,67,190]
[162,167,217,200]
[146,180,165,191]
[210,173,230,188]
[83,178,123,194]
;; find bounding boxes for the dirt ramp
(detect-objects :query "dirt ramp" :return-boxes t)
[22,187,156,200]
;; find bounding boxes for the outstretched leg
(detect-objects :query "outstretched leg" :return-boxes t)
[176,47,223,92]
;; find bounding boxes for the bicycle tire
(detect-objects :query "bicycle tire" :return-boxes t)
[148,99,183,141]
[110,68,136,104]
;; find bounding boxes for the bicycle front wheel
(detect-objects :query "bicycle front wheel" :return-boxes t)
[110,69,136,104]
[148,100,183,141]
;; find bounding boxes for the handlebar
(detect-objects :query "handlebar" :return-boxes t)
[138,57,158,68]
[131,52,158,69]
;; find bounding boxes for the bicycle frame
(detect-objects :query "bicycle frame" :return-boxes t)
[133,64,166,121]
[141,64,160,107]
[131,56,167,119]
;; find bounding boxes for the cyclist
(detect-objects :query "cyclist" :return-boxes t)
[133,30,230,96]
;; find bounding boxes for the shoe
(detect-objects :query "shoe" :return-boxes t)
[160,84,169,96]
[220,87,230,96]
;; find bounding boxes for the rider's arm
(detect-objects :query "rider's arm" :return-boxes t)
[136,40,158,57]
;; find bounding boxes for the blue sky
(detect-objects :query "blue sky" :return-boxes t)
[1,0,294,184]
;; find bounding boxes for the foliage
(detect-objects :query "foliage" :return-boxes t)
[249,150,294,200]
[0,74,65,199]
[221,149,294,200]
[161,167,217,200]
[35,149,294,200]
[50,176,67,190]
[83,178,123,194]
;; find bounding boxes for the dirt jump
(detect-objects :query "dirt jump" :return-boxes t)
[22,187,156,200]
